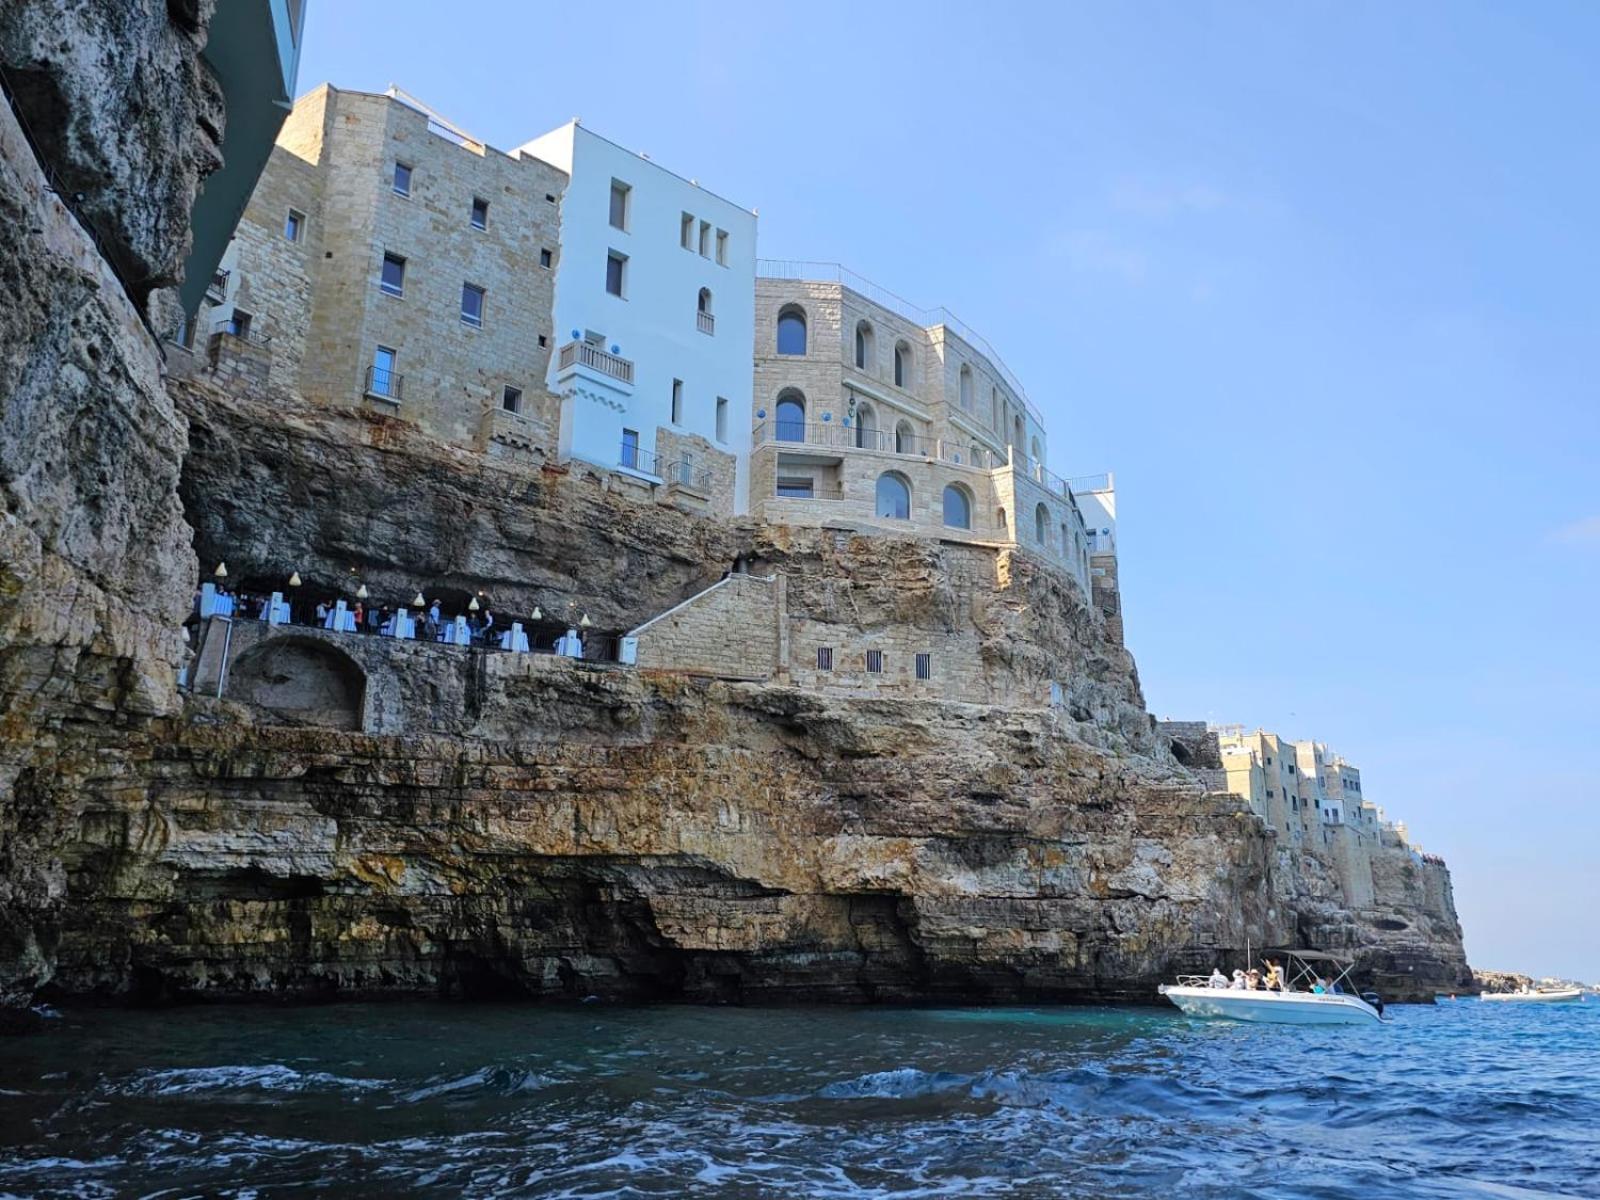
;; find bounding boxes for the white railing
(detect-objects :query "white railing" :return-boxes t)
[697,310,715,335]
[557,340,634,385]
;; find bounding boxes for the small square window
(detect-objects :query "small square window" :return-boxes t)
[865,649,884,674]
[284,208,305,242]
[501,385,522,414]
[380,252,405,297]
[392,161,412,197]
[817,647,833,671]
[715,229,728,266]
[605,251,627,298]
[540,248,553,269]
[460,283,485,327]
[545,192,556,203]
[538,334,547,348]
[471,197,489,230]
[222,309,252,338]
[915,652,932,681]
[609,179,631,231]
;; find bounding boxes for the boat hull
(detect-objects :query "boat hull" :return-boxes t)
[1480,989,1582,1003]
[1159,986,1383,1025]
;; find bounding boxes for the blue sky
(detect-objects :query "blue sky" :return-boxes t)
[296,1,1600,981]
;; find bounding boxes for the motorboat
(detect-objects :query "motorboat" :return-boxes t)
[1480,987,1583,1003]
[1159,949,1385,1025]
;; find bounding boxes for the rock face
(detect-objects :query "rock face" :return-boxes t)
[0,0,1471,1012]
[0,1,221,1008]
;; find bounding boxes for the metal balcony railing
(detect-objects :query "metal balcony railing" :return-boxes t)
[664,457,713,491]
[206,269,229,302]
[618,440,658,475]
[773,481,846,501]
[558,340,634,385]
[696,310,715,335]
[211,317,271,347]
[365,364,403,400]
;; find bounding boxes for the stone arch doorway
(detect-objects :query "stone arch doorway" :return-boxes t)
[227,635,367,730]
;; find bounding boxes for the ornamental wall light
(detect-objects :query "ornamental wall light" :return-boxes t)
[288,571,302,587]
[213,562,228,578]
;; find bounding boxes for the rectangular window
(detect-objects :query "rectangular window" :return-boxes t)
[174,315,195,349]
[671,379,683,425]
[776,477,814,499]
[460,283,485,327]
[609,179,631,230]
[865,649,884,674]
[817,647,833,671]
[915,652,932,681]
[502,385,522,414]
[715,396,728,443]
[470,197,489,230]
[605,251,627,297]
[223,309,252,338]
[284,208,304,242]
[540,248,552,269]
[698,220,711,257]
[680,212,694,249]
[380,252,406,296]
[715,229,728,266]
[370,345,397,398]
[537,334,547,347]
[392,161,412,196]
[620,428,640,470]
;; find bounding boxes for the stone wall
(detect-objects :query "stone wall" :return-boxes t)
[632,573,783,681]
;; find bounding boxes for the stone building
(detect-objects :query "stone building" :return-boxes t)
[749,263,1102,600]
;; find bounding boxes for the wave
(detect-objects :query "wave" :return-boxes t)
[112,1063,390,1097]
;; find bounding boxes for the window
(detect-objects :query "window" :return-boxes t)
[1034,503,1048,544]
[854,402,878,449]
[816,646,833,671]
[698,220,711,256]
[680,212,694,249]
[620,427,640,470]
[776,306,807,355]
[609,179,631,230]
[173,315,195,349]
[605,251,627,297]
[380,252,406,296]
[943,484,972,530]
[875,472,911,520]
[915,653,932,681]
[502,385,522,414]
[775,389,805,441]
[716,396,729,442]
[697,287,714,334]
[222,309,252,338]
[392,161,412,196]
[778,477,814,499]
[959,364,973,411]
[1031,435,1042,463]
[460,283,485,327]
[715,229,728,265]
[671,378,684,425]
[866,649,884,674]
[540,248,553,269]
[284,208,304,242]
[855,321,874,370]
[538,334,547,347]
[894,340,910,387]
[894,420,916,454]
[370,345,397,398]
[471,197,489,230]
[698,287,712,314]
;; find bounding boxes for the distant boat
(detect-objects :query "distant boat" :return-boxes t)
[1159,950,1385,1026]
[1480,987,1583,1003]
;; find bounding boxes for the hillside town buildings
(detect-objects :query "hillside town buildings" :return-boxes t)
[172,83,1117,590]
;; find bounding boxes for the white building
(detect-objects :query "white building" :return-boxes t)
[518,122,758,512]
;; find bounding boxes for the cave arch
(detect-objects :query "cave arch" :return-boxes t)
[227,635,367,730]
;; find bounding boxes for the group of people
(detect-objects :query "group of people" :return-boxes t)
[313,598,511,647]
[1204,959,1338,994]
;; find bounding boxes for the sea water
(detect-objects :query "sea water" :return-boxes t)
[1,999,1595,1198]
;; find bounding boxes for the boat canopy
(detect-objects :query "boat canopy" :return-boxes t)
[1265,948,1354,966]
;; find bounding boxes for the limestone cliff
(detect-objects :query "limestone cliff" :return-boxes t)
[0,0,1471,1014]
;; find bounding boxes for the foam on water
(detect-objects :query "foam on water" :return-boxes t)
[0,1000,1596,1198]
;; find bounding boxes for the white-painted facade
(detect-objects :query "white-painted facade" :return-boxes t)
[517,122,757,511]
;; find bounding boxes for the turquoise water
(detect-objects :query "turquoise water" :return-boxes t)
[1,999,1595,1198]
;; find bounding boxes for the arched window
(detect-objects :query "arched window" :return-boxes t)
[970,443,983,468]
[855,321,874,371]
[894,340,911,388]
[1014,416,1026,455]
[1030,435,1042,464]
[997,506,1007,536]
[855,402,878,449]
[698,287,713,314]
[991,389,1002,430]
[875,471,911,520]
[943,484,972,529]
[777,305,807,355]
[958,364,973,411]
[775,388,806,442]
[894,419,916,455]
[1034,503,1049,544]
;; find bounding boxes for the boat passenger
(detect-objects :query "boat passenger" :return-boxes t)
[1311,977,1327,994]
[1264,960,1285,992]
[1207,968,1229,989]
[1247,969,1262,990]
[1230,969,1247,990]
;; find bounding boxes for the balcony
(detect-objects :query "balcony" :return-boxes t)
[558,340,634,386]
[696,310,715,336]
[364,364,403,402]
[753,421,1001,470]
[206,269,230,303]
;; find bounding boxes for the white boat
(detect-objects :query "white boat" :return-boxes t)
[1159,950,1385,1026]
[1480,987,1583,1003]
